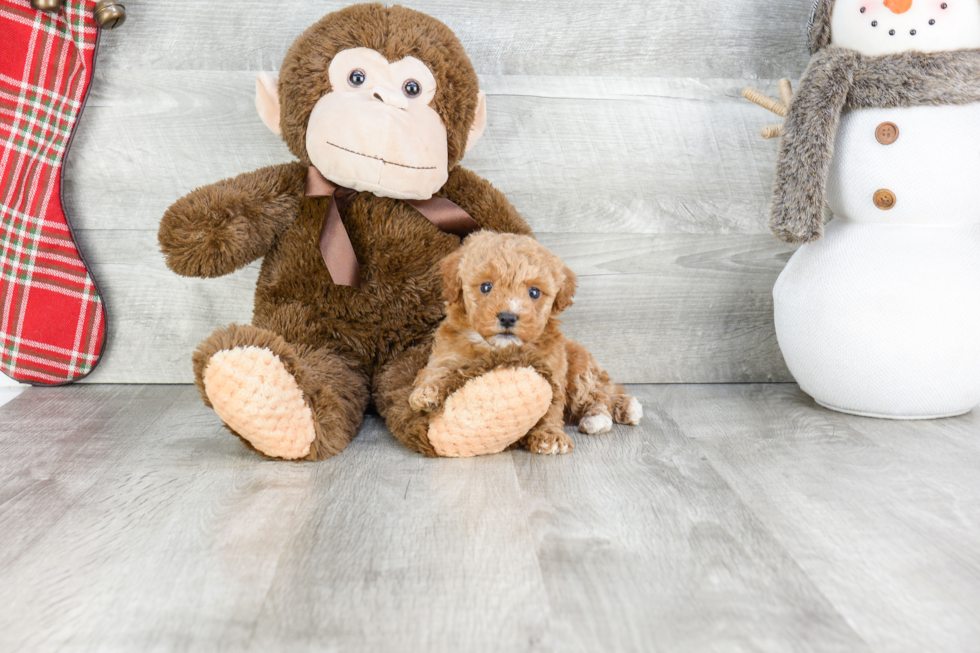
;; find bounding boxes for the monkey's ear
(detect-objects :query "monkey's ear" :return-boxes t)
[440,249,465,303]
[464,91,487,154]
[552,265,578,314]
[255,72,282,136]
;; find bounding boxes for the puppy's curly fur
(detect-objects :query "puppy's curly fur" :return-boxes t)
[410,231,642,455]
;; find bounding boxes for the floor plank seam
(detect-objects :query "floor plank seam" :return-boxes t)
[654,396,875,650]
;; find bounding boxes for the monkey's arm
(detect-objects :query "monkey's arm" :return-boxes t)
[439,167,533,236]
[158,162,307,278]
[771,46,857,244]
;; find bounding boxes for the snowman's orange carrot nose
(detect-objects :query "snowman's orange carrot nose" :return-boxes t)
[884,0,913,13]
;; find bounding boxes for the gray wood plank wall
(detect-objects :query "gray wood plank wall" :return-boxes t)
[63,0,817,384]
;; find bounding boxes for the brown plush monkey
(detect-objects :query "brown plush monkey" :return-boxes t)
[158,4,557,460]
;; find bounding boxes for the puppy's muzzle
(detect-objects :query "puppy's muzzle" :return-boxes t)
[497,312,518,329]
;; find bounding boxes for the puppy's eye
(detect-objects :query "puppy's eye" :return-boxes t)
[529,287,542,300]
[403,79,421,98]
[349,70,366,87]
[480,282,493,294]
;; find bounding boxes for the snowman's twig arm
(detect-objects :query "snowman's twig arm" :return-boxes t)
[742,79,794,139]
[742,88,788,117]
[761,124,783,139]
[771,47,858,244]
[778,79,793,106]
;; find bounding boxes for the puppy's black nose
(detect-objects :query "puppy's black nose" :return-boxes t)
[497,312,518,328]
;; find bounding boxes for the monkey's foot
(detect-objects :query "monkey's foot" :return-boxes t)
[426,367,552,458]
[203,346,316,460]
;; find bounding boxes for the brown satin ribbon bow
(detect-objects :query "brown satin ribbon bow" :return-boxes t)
[305,166,480,289]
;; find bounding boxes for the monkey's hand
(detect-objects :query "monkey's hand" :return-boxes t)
[158,162,306,278]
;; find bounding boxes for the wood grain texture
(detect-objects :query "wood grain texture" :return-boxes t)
[65,72,787,235]
[510,401,869,653]
[94,0,814,79]
[659,384,980,653]
[5,384,979,651]
[72,230,794,384]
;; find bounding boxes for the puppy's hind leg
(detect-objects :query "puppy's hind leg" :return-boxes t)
[565,339,641,433]
[565,339,612,434]
[610,393,643,426]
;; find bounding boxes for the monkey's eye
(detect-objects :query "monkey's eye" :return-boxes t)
[480,282,493,294]
[348,70,366,87]
[529,287,542,300]
[403,79,421,98]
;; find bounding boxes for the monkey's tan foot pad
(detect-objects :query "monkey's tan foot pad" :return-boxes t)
[427,367,552,458]
[203,346,316,460]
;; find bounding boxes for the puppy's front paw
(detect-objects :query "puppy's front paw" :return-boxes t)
[409,383,443,413]
[524,426,574,455]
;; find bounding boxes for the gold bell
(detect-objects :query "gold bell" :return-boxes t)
[30,0,63,12]
[94,0,126,30]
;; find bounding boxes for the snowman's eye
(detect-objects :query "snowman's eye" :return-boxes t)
[930,18,936,24]
[910,29,917,35]
[872,20,878,26]
[889,29,896,35]
[860,6,866,12]
[942,3,948,8]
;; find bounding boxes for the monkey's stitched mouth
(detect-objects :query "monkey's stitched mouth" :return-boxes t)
[325,141,437,170]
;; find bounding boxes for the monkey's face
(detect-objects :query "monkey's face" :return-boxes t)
[256,5,488,202]
[830,0,980,55]
[305,48,450,200]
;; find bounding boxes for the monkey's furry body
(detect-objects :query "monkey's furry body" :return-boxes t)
[159,4,556,459]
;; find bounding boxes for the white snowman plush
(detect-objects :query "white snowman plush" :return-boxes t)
[765,0,980,418]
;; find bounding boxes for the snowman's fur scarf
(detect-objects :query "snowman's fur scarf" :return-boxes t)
[807,0,834,55]
[772,46,980,243]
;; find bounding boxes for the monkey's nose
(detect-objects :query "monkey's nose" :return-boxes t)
[884,0,912,13]
[370,86,408,110]
[497,312,518,329]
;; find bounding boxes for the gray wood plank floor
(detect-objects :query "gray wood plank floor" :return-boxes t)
[1,384,976,652]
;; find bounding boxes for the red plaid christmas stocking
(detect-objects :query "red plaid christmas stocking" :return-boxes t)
[0,0,107,385]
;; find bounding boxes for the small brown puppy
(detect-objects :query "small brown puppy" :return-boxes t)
[410,231,642,454]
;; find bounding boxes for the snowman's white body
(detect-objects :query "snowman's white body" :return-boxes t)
[774,103,980,418]
[774,0,980,418]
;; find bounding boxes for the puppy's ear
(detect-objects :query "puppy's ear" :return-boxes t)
[440,249,465,303]
[552,265,578,314]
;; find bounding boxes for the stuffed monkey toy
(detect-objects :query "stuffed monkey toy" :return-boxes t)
[757,0,980,418]
[158,4,559,459]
